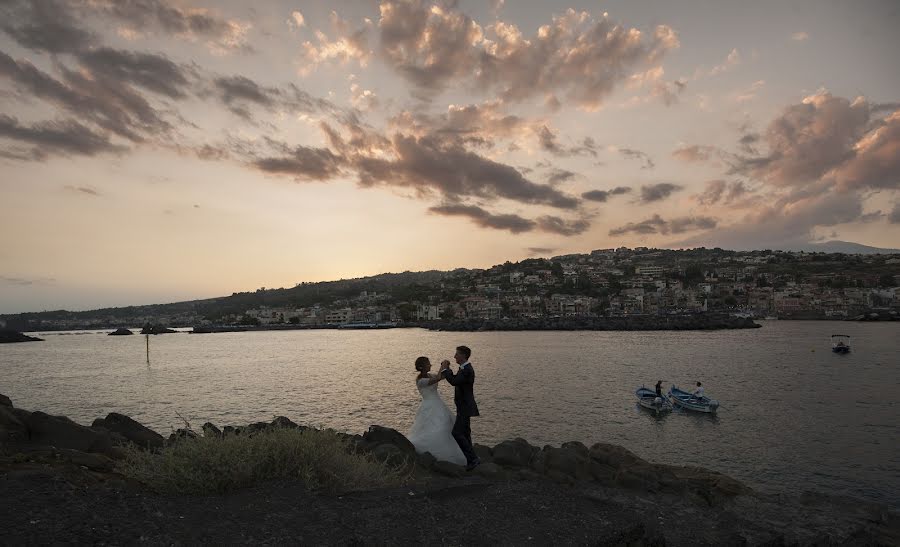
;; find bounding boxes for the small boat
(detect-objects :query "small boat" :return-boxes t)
[831,334,851,354]
[668,386,719,413]
[635,386,673,414]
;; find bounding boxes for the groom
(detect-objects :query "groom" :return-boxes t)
[440,345,481,470]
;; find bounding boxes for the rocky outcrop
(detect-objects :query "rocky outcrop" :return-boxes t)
[91,413,164,449]
[0,329,43,343]
[107,328,134,336]
[140,325,178,335]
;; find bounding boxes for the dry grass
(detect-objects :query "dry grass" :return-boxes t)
[117,426,406,495]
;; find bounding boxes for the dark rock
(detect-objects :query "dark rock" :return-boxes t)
[363,425,416,454]
[540,446,592,481]
[58,448,115,472]
[0,329,43,343]
[432,460,465,478]
[91,413,164,449]
[0,405,29,442]
[201,422,222,438]
[168,428,198,443]
[107,328,134,336]
[19,411,112,454]
[270,416,302,430]
[140,325,177,335]
[473,443,493,463]
[492,438,536,467]
[416,451,437,470]
[588,443,646,468]
[0,393,11,407]
[472,462,503,478]
[371,443,407,465]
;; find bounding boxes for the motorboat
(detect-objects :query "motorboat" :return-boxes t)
[668,386,719,413]
[831,334,851,354]
[635,386,673,414]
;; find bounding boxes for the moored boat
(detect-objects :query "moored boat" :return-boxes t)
[635,386,673,414]
[668,386,719,413]
[831,334,851,354]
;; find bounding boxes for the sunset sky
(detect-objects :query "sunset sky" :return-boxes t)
[1,0,899,313]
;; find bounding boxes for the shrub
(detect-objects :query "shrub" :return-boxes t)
[117,426,405,495]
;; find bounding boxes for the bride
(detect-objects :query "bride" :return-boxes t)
[406,356,467,465]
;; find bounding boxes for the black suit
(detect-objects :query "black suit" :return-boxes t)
[442,363,480,466]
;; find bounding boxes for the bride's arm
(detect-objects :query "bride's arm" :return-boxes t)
[424,372,442,386]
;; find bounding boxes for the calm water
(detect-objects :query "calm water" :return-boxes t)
[2,322,898,507]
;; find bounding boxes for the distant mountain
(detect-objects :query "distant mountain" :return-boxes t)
[783,240,900,254]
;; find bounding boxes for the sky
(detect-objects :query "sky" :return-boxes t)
[1,0,899,313]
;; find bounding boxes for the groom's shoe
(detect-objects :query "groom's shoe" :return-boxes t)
[465,460,481,471]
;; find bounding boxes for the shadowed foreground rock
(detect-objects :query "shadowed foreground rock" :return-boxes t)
[0,393,896,546]
[0,329,43,343]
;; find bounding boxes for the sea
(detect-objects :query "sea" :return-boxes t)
[2,320,897,508]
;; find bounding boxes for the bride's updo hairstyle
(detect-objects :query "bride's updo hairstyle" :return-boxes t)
[414,356,430,378]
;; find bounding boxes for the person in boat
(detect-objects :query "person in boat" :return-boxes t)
[655,380,663,398]
[692,381,704,401]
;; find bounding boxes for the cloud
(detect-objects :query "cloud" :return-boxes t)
[832,109,900,191]
[289,11,306,29]
[672,188,865,250]
[333,126,581,209]
[0,0,97,53]
[390,101,531,148]
[0,114,123,158]
[708,48,741,76]
[76,47,193,99]
[730,92,871,187]
[694,180,749,206]
[64,185,101,196]
[639,182,682,203]
[373,3,678,108]
[252,147,344,181]
[0,275,56,286]
[527,247,555,256]
[618,147,654,169]
[581,186,631,202]
[428,203,589,235]
[300,11,372,75]
[545,167,576,185]
[890,203,900,224]
[350,82,378,111]
[609,214,716,236]
[210,76,337,120]
[428,204,536,233]
[672,144,719,162]
[791,32,809,41]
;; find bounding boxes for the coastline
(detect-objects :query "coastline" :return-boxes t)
[1,393,897,545]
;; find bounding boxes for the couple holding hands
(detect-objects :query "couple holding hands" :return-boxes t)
[407,345,481,470]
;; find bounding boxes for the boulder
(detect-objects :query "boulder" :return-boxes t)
[19,411,112,454]
[201,422,222,438]
[91,413,164,449]
[0,393,11,407]
[540,445,592,481]
[371,443,407,465]
[0,405,29,442]
[473,443,493,463]
[363,425,415,454]
[432,460,465,478]
[107,328,134,336]
[472,462,503,478]
[588,442,647,468]
[492,438,536,467]
[416,451,437,470]
[168,428,198,443]
[270,416,303,430]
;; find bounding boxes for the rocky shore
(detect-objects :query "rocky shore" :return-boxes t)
[0,329,43,343]
[424,314,761,332]
[1,393,896,545]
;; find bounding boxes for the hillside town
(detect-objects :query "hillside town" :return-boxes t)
[3,247,899,331]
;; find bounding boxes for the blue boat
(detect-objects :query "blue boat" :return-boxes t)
[668,386,719,413]
[831,334,851,354]
[635,386,673,414]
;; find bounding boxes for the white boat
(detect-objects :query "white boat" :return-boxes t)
[635,386,673,414]
[668,386,719,413]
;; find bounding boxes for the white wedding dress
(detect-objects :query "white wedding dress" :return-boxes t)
[407,375,467,465]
